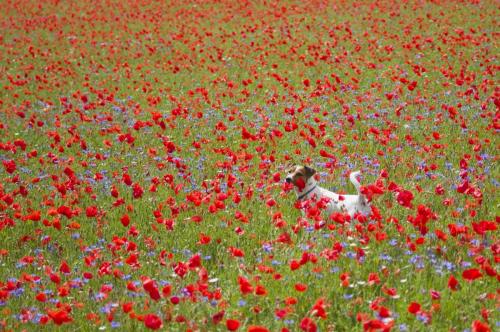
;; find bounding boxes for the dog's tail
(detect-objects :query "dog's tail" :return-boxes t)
[349,171,362,194]
[350,171,368,204]
[350,171,370,214]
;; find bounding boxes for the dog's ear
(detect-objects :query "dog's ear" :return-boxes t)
[304,166,316,178]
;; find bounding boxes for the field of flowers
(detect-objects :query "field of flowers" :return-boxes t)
[0,0,498,331]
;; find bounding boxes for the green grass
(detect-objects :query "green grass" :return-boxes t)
[0,0,498,331]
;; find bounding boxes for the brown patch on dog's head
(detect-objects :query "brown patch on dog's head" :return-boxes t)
[285,165,316,186]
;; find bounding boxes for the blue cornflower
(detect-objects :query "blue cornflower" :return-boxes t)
[330,267,340,273]
[380,254,392,261]
[262,243,273,253]
[461,261,472,268]
[346,251,356,259]
[417,313,430,324]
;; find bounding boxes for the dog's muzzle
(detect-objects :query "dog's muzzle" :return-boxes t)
[285,177,292,183]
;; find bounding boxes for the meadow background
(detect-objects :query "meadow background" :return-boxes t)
[0,0,498,331]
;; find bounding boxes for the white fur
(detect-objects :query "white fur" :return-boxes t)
[290,170,370,218]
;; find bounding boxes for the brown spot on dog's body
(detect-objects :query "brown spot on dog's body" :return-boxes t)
[285,165,316,186]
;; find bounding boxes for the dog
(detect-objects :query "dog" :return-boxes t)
[285,165,371,218]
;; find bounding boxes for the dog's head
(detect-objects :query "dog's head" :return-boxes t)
[285,165,316,187]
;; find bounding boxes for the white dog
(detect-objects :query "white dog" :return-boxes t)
[285,165,371,217]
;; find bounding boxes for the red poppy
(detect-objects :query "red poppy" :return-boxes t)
[407,302,421,314]
[144,313,162,330]
[247,326,269,332]
[2,160,16,174]
[132,183,144,198]
[212,311,225,324]
[120,214,130,227]
[122,302,133,313]
[162,284,171,297]
[237,276,253,295]
[396,189,414,208]
[300,317,317,332]
[295,177,306,190]
[36,293,47,302]
[295,283,308,292]
[367,273,380,286]
[47,309,72,325]
[311,298,328,319]
[290,259,301,271]
[174,261,188,278]
[85,206,98,217]
[226,319,240,331]
[448,274,459,291]
[472,320,490,332]
[59,261,71,274]
[143,278,161,301]
[462,269,482,281]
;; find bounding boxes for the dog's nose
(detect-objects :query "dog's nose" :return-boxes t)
[285,177,292,183]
